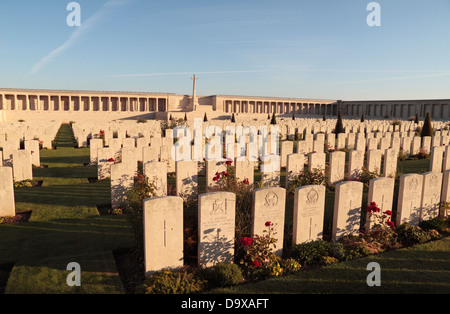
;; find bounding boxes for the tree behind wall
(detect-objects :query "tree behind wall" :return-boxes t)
[334,110,345,134]
[270,112,277,125]
[421,112,433,137]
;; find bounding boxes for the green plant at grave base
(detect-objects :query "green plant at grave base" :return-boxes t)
[289,239,338,266]
[440,202,450,221]
[287,167,327,196]
[14,179,41,188]
[160,118,187,133]
[207,161,254,244]
[363,202,398,252]
[238,222,300,281]
[122,171,156,262]
[395,223,433,247]
[420,216,450,235]
[138,267,206,294]
[349,167,380,186]
[199,263,244,288]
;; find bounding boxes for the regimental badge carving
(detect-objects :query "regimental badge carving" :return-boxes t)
[306,188,319,204]
[409,178,418,191]
[430,175,438,188]
[264,192,278,207]
[210,200,226,215]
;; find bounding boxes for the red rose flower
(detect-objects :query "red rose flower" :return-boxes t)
[384,210,392,216]
[107,158,115,162]
[243,179,249,185]
[265,221,272,227]
[252,260,260,268]
[240,237,253,246]
[225,159,233,166]
[386,220,395,228]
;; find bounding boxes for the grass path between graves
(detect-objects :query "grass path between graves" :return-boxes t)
[210,236,450,294]
[0,124,134,294]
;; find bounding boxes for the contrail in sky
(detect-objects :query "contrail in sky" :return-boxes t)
[24,0,134,79]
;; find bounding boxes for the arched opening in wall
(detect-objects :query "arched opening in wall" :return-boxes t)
[16,95,25,110]
[120,98,127,111]
[256,102,262,113]
[82,97,90,111]
[139,99,146,112]
[128,98,135,112]
[28,96,36,111]
[432,104,440,119]
[72,97,80,111]
[41,96,49,111]
[61,96,69,111]
[50,96,59,111]
[101,98,108,111]
[424,104,431,118]
[158,99,166,112]
[234,101,240,113]
[408,104,415,117]
[92,97,100,111]
[111,98,119,111]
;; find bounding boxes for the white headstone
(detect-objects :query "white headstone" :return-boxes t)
[332,181,363,241]
[0,166,15,217]
[252,187,286,256]
[366,177,395,231]
[198,192,236,268]
[421,171,443,221]
[396,174,424,226]
[144,196,184,276]
[293,185,325,244]
[144,162,168,197]
[176,160,198,198]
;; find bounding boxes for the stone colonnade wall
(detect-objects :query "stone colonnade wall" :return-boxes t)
[217,95,338,116]
[341,100,450,120]
[1,88,449,123]
[0,89,172,122]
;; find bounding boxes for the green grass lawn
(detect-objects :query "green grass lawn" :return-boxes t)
[0,124,134,294]
[209,236,450,294]
[1,125,448,294]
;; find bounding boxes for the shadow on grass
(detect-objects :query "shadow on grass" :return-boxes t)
[14,182,111,208]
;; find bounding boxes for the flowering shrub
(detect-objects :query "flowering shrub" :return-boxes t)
[122,172,157,264]
[366,202,395,231]
[348,167,380,186]
[207,161,254,241]
[237,222,300,280]
[287,167,327,196]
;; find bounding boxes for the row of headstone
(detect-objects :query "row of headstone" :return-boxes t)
[0,141,38,182]
[0,121,59,150]
[108,138,450,211]
[142,170,449,276]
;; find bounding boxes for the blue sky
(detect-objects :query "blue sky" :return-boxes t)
[0,0,449,101]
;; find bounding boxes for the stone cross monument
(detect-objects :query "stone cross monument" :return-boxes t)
[191,74,198,111]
